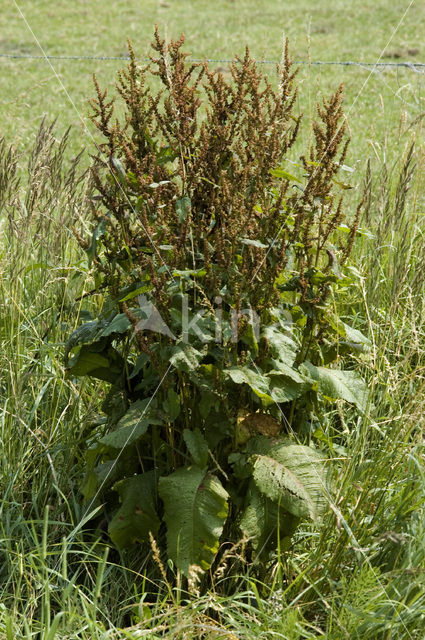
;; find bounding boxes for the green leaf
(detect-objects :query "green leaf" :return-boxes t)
[267,359,313,402]
[172,268,207,278]
[262,325,297,365]
[240,481,300,550]
[240,321,259,357]
[109,472,160,547]
[163,388,181,421]
[66,344,122,383]
[228,452,252,479]
[270,168,302,183]
[183,429,209,468]
[169,343,204,372]
[159,467,229,576]
[302,362,369,412]
[342,322,371,350]
[240,238,269,249]
[129,353,149,379]
[198,389,217,420]
[100,398,162,449]
[329,317,371,350]
[66,321,101,354]
[176,196,191,223]
[252,441,327,520]
[225,366,271,400]
[119,284,152,302]
[98,313,132,337]
[332,179,353,190]
[148,181,170,189]
[111,156,126,179]
[269,373,312,403]
[86,219,107,264]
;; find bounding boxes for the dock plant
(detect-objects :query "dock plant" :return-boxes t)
[66,28,369,581]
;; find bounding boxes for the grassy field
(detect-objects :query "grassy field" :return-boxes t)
[2,1,425,638]
[2,0,425,164]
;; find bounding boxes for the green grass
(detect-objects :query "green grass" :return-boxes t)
[2,0,425,165]
[2,1,425,638]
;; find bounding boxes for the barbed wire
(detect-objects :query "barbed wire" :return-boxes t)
[1,51,425,72]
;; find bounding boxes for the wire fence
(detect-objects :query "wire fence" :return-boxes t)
[1,51,425,72]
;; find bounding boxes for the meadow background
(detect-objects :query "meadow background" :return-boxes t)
[1,1,425,638]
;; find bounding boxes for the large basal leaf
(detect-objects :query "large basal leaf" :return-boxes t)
[240,481,300,551]
[100,397,162,449]
[159,466,229,576]
[109,471,160,547]
[302,362,368,412]
[252,441,328,521]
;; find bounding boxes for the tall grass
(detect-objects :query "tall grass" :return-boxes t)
[1,118,425,639]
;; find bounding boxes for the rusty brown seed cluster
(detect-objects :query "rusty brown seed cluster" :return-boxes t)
[86,28,362,329]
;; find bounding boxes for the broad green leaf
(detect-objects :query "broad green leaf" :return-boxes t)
[268,360,313,403]
[269,376,311,403]
[204,412,233,449]
[329,317,371,349]
[252,441,327,520]
[342,322,371,349]
[240,321,259,357]
[185,313,215,343]
[66,344,122,383]
[269,358,309,384]
[129,353,149,379]
[163,388,181,421]
[101,385,128,421]
[66,321,100,353]
[109,472,160,547]
[169,343,204,372]
[81,444,138,500]
[302,362,369,412]
[198,389,217,420]
[240,481,300,550]
[98,313,132,337]
[183,428,209,468]
[159,466,229,576]
[119,285,152,302]
[261,325,297,364]
[225,366,271,400]
[176,196,191,222]
[100,398,161,449]
[228,452,252,479]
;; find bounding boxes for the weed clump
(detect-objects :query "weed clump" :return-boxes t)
[68,28,367,581]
